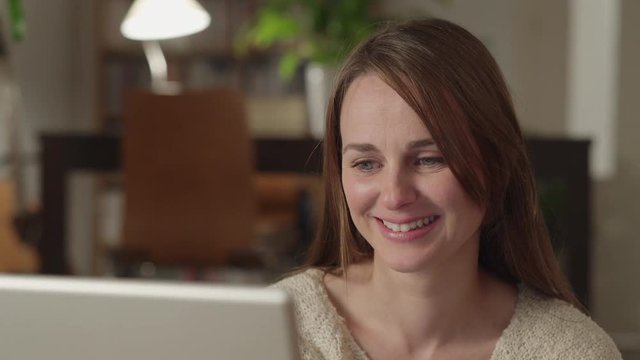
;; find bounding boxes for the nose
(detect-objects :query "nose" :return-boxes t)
[380,168,417,210]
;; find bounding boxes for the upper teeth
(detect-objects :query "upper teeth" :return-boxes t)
[382,216,437,232]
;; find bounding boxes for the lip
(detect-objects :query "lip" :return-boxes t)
[374,216,440,243]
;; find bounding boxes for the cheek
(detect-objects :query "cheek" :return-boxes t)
[341,173,378,216]
[431,174,485,225]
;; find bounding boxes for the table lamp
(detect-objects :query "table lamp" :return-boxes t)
[120,0,211,94]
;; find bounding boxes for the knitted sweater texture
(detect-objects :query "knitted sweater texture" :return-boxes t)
[273,268,621,360]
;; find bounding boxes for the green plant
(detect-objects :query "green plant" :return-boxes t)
[235,0,377,79]
[7,0,25,41]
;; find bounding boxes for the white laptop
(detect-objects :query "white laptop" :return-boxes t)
[0,274,299,360]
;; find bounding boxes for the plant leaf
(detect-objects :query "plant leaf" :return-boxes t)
[252,9,299,47]
[278,52,301,80]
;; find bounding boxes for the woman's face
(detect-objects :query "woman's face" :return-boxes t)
[340,74,485,273]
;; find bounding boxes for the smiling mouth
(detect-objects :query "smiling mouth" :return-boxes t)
[380,216,440,233]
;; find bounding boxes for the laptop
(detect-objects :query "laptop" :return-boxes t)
[0,274,299,360]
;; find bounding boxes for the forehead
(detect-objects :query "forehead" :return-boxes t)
[340,74,431,147]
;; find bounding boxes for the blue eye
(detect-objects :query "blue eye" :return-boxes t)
[353,160,379,172]
[415,157,445,167]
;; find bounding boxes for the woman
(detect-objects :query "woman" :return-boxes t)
[274,19,620,359]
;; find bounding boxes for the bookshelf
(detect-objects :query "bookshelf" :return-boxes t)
[94,0,306,134]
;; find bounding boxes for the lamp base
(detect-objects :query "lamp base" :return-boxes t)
[151,80,182,95]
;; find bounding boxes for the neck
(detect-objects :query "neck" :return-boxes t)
[366,239,487,347]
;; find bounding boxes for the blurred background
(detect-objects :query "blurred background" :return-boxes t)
[0,0,637,357]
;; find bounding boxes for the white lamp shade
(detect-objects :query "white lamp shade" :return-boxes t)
[120,0,211,41]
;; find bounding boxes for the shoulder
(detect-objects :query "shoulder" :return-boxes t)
[493,287,621,360]
[271,268,367,360]
[272,268,332,320]
[272,268,325,297]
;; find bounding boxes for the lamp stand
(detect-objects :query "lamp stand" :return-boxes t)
[142,41,181,95]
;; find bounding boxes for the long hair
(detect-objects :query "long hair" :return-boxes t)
[304,18,581,309]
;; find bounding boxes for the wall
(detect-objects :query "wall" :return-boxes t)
[4,0,98,274]
[510,0,569,135]
[7,0,92,132]
[3,0,97,205]
[593,0,640,338]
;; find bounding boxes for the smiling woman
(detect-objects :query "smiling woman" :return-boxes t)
[273,19,621,360]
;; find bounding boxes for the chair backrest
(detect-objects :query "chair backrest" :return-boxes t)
[122,89,255,266]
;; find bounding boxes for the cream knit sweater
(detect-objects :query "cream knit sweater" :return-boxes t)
[274,268,621,360]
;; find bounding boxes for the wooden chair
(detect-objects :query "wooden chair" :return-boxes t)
[120,89,256,269]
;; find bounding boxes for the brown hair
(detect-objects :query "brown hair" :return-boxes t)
[304,18,581,309]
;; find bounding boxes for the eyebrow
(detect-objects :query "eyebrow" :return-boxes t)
[342,143,379,155]
[342,138,437,155]
[407,138,437,150]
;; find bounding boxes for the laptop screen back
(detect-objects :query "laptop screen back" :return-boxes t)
[0,275,299,360]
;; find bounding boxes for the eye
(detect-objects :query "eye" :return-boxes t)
[415,156,445,168]
[353,160,380,172]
